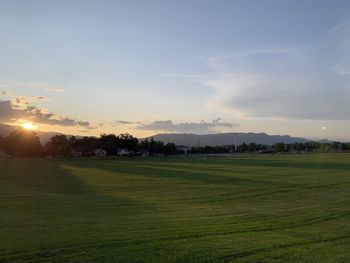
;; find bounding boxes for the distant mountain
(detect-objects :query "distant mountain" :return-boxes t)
[317,139,334,144]
[0,123,14,136]
[148,132,314,146]
[0,123,336,146]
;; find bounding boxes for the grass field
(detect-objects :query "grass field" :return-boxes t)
[0,154,350,262]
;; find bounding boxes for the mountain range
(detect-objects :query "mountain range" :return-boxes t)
[0,123,333,146]
[149,133,320,146]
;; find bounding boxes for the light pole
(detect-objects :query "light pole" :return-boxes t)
[234,132,237,151]
[233,122,240,152]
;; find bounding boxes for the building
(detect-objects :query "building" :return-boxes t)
[93,148,107,157]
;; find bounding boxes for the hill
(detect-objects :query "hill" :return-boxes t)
[0,123,13,136]
[149,132,312,146]
[1,123,334,146]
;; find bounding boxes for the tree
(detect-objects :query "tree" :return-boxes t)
[238,143,248,153]
[99,134,119,155]
[2,128,43,157]
[149,137,155,155]
[117,133,138,151]
[164,143,177,155]
[75,136,98,156]
[45,135,71,156]
[273,143,285,152]
[319,143,331,152]
[247,143,258,152]
[340,143,350,151]
[139,138,149,150]
[331,141,341,151]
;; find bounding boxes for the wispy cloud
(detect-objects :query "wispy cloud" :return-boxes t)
[45,87,66,93]
[205,72,350,120]
[115,120,138,125]
[198,19,350,121]
[111,120,142,127]
[1,88,49,105]
[12,80,66,93]
[13,80,48,89]
[136,117,239,134]
[329,17,350,77]
[158,73,204,79]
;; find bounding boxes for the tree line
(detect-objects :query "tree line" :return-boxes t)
[191,141,350,154]
[0,128,349,157]
[0,128,176,157]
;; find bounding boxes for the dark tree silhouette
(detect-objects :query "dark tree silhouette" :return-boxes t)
[117,133,138,151]
[45,135,72,156]
[74,136,99,156]
[2,128,43,157]
[99,134,119,155]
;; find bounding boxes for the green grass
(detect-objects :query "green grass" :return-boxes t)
[0,153,350,262]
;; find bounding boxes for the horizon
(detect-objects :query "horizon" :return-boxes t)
[0,122,341,144]
[1,1,350,141]
[1,2,350,261]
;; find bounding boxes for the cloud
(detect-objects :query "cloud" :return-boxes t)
[199,47,299,71]
[45,88,65,93]
[158,73,203,79]
[113,120,142,126]
[136,118,239,133]
[115,120,137,124]
[12,80,66,93]
[0,100,90,127]
[330,17,350,77]
[13,80,48,89]
[201,31,350,120]
[2,90,9,96]
[1,89,49,105]
[206,72,350,120]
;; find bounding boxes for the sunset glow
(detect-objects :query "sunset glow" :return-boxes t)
[0,1,350,142]
[22,122,37,130]
[1,2,350,262]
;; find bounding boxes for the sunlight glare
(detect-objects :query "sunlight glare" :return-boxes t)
[22,122,37,130]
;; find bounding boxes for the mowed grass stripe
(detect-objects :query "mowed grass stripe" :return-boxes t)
[0,154,349,262]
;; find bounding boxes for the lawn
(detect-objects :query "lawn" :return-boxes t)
[0,154,349,262]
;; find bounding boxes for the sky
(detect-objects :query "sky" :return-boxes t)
[0,0,350,141]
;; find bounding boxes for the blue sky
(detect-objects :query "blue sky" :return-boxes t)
[0,0,350,140]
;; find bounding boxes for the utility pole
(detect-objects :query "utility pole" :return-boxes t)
[233,122,240,152]
[234,132,237,151]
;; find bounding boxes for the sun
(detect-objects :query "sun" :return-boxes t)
[22,122,37,130]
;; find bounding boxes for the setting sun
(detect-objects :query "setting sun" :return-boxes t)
[22,122,37,130]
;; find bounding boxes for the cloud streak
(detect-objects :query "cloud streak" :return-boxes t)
[115,120,138,125]
[201,27,350,120]
[12,80,66,93]
[45,88,65,93]
[206,72,350,120]
[1,89,50,106]
[136,118,239,133]
[0,100,90,127]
